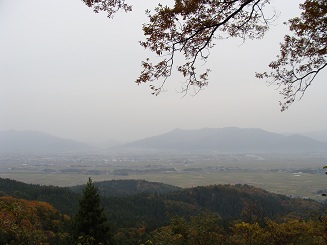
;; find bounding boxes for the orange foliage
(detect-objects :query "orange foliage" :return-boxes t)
[0,196,68,244]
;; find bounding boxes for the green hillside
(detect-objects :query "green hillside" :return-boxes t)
[70,179,182,196]
[0,177,326,244]
[0,177,79,215]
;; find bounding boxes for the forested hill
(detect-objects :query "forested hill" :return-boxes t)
[1,178,326,244]
[0,178,80,215]
[70,179,182,196]
[0,178,180,215]
[164,184,321,220]
[0,178,323,229]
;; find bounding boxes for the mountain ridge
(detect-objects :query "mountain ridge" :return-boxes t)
[116,127,327,153]
[1,128,327,153]
[0,130,93,153]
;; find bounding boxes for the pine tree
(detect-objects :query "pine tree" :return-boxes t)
[73,178,115,245]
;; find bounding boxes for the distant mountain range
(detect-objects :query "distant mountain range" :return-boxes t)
[116,127,327,153]
[1,128,327,153]
[0,130,92,153]
[294,130,327,143]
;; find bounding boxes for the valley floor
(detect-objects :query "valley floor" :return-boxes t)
[1,152,327,201]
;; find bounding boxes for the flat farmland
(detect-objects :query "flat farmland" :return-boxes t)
[1,152,327,201]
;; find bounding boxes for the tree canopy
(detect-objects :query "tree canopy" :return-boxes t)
[82,0,326,110]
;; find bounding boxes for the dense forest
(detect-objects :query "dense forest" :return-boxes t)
[0,177,326,244]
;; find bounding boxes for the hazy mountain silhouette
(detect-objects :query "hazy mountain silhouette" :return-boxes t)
[0,130,93,153]
[116,127,327,153]
[297,130,327,143]
[2,128,326,154]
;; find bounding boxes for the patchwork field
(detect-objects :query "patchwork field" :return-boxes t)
[1,152,327,201]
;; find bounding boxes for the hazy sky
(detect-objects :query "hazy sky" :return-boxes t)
[1,0,326,142]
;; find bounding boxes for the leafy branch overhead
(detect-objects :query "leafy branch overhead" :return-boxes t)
[82,0,327,110]
[256,0,327,111]
[137,0,272,96]
[82,0,132,18]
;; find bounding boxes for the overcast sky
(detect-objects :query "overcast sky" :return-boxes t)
[1,0,326,142]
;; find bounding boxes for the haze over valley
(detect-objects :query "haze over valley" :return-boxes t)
[1,1,326,198]
[1,127,327,153]
[1,127,327,201]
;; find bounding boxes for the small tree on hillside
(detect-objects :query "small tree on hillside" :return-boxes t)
[73,178,115,245]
